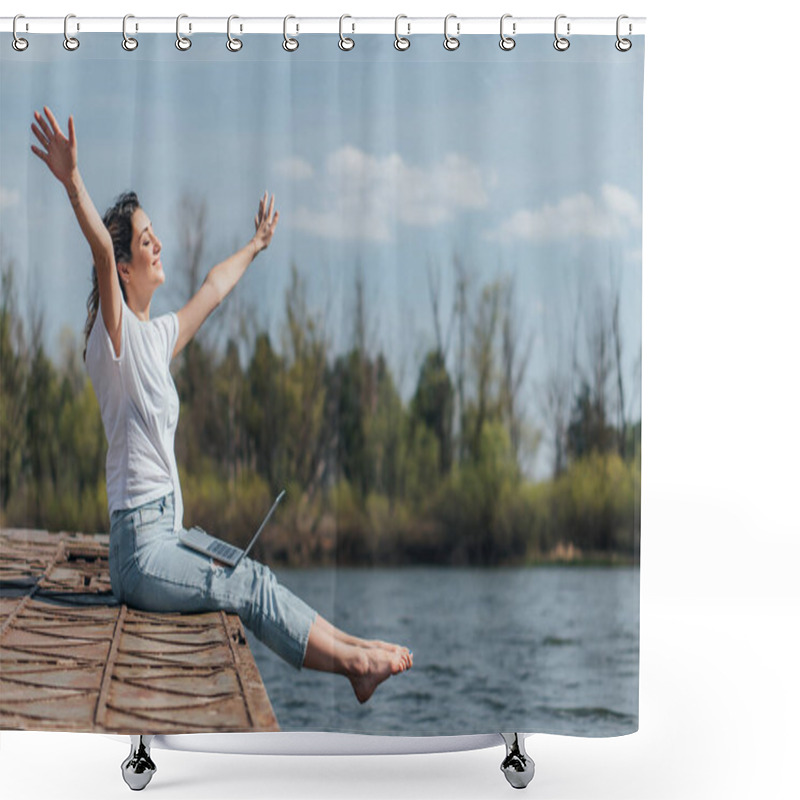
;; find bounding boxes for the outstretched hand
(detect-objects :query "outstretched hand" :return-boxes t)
[30,106,77,185]
[252,190,280,254]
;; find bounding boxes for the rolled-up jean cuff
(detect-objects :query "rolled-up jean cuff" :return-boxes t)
[299,610,317,670]
[252,584,317,671]
[288,606,316,672]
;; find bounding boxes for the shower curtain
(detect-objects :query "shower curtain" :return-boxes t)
[0,24,643,739]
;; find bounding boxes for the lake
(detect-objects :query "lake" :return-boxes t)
[247,566,639,737]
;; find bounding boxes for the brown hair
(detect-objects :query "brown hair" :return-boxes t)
[83,191,139,360]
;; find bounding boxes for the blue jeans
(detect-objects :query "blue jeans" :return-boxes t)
[109,493,316,671]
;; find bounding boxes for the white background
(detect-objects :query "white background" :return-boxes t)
[1,1,798,798]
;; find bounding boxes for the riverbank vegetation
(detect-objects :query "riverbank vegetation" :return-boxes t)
[1,234,640,567]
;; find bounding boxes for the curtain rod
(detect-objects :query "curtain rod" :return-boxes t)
[1,16,646,37]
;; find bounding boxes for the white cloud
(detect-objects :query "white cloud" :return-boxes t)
[485,183,641,243]
[0,186,21,211]
[601,184,640,225]
[275,157,314,180]
[290,146,491,242]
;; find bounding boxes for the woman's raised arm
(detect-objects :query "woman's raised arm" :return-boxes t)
[173,190,279,359]
[31,106,123,355]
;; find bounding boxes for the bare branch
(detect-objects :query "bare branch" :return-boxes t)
[426,257,443,355]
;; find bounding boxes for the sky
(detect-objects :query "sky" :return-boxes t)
[0,32,644,478]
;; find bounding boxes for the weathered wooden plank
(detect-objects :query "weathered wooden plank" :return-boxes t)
[1,666,105,691]
[0,529,280,733]
[93,603,127,727]
[221,612,281,730]
[113,667,241,695]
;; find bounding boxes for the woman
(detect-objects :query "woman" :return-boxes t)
[30,106,412,704]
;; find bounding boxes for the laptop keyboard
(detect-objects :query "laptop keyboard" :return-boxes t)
[208,540,239,561]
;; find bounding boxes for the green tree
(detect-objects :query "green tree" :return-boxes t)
[432,420,520,565]
[215,339,246,483]
[566,380,616,461]
[25,314,60,526]
[327,348,369,495]
[365,354,404,500]
[281,264,328,492]
[466,282,503,463]
[174,337,221,472]
[0,256,27,510]
[244,331,286,486]
[409,349,454,475]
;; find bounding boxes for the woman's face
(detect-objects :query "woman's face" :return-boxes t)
[120,207,164,296]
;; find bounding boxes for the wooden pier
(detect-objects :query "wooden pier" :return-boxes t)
[0,528,279,733]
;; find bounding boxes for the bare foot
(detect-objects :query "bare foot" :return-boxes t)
[363,639,413,668]
[348,647,411,704]
[332,630,413,669]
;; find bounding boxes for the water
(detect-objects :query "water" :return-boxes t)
[246,566,639,737]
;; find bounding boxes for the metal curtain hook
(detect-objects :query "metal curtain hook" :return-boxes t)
[553,14,570,51]
[122,14,138,51]
[394,14,410,51]
[176,14,191,50]
[339,14,355,51]
[12,14,29,51]
[227,15,242,51]
[63,13,80,51]
[616,15,632,51]
[444,14,460,51]
[500,14,516,51]
[283,15,299,51]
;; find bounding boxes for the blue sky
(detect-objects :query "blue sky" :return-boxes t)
[1,32,643,477]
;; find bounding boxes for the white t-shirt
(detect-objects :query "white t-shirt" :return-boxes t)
[86,301,184,531]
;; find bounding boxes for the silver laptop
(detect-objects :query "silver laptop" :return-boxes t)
[178,490,286,568]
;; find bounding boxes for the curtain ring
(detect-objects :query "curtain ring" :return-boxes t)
[227,15,243,51]
[394,14,410,51]
[283,15,299,51]
[63,13,80,51]
[339,14,355,51]
[122,14,138,51]
[12,15,29,52]
[444,14,460,51]
[499,14,516,51]
[615,15,632,51]
[176,14,191,51]
[553,14,570,51]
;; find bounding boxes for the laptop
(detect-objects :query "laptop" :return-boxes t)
[178,489,286,568]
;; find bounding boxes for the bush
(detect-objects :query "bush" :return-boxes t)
[530,451,640,558]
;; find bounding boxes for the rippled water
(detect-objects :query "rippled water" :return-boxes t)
[247,566,639,737]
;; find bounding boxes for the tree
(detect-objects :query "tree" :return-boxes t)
[174,338,219,470]
[540,290,581,478]
[566,380,616,460]
[328,348,368,495]
[0,255,28,509]
[409,349,454,475]
[499,275,534,465]
[365,354,404,500]
[466,282,502,462]
[325,268,406,503]
[175,193,207,300]
[585,291,613,439]
[453,253,469,465]
[281,264,329,491]
[172,192,218,471]
[244,331,286,485]
[24,298,61,525]
[216,338,246,484]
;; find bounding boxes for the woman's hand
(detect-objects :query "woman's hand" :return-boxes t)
[252,190,280,255]
[30,106,78,185]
